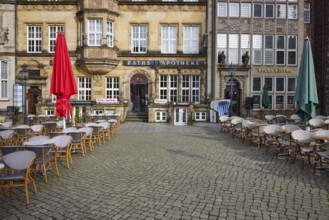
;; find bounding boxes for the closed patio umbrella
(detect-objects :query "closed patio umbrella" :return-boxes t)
[50,33,77,129]
[262,84,270,109]
[294,38,318,124]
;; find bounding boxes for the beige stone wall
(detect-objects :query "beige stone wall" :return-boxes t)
[0,1,15,115]
[16,1,207,120]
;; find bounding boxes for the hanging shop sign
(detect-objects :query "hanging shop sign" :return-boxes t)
[96,98,119,104]
[154,99,168,104]
[123,60,204,67]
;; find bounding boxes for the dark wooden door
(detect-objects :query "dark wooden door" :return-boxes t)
[224,80,241,116]
[27,87,41,115]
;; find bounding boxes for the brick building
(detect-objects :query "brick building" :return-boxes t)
[304,0,329,115]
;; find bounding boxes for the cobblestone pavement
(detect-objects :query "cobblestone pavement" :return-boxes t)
[0,122,328,220]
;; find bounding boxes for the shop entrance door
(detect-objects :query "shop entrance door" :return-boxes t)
[27,87,41,115]
[224,79,241,116]
[130,74,148,113]
[174,107,187,125]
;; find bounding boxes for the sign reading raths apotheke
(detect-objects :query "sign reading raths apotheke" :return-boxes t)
[123,60,205,67]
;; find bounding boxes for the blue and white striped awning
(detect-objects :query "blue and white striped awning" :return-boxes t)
[217,99,230,116]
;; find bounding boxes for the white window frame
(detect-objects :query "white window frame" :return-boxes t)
[264,35,274,65]
[265,4,274,18]
[277,4,286,19]
[241,3,251,18]
[240,34,250,65]
[252,35,262,65]
[88,19,102,46]
[181,75,190,103]
[228,34,239,65]
[51,94,57,103]
[253,3,263,18]
[288,5,298,19]
[275,95,285,110]
[183,26,199,54]
[155,111,167,122]
[161,26,177,54]
[276,35,286,65]
[0,61,8,100]
[218,2,228,17]
[46,109,55,116]
[27,26,42,53]
[252,77,262,92]
[14,84,23,111]
[304,3,311,23]
[131,25,148,53]
[253,76,296,111]
[217,34,227,64]
[191,75,200,104]
[253,95,261,110]
[229,3,239,17]
[287,35,297,65]
[159,75,168,100]
[106,77,120,99]
[78,77,92,101]
[264,77,273,92]
[275,77,285,93]
[170,75,178,102]
[49,26,64,53]
[195,112,207,121]
[106,21,114,47]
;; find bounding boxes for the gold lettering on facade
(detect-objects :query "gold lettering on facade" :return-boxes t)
[257,68,293,73]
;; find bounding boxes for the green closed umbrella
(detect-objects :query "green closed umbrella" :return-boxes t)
[294,39,318,124]
[262,84,270,109]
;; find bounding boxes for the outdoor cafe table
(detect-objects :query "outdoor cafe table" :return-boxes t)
[23,138,55,183]
[312,135,329,142]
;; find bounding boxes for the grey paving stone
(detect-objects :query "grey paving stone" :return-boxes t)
[0,122,328,219]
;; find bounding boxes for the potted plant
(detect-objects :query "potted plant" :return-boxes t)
[74,108,84,126]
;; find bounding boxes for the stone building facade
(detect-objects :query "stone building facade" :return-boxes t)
[0,0,15,120]
[207,0,305,118]
[15,0,207,124]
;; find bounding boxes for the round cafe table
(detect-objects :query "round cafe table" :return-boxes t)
[312,135,329,141]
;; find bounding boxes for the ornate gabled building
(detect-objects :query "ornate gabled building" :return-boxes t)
[14,0,207,124]
[207,0,305,118]
[0,0,15,120]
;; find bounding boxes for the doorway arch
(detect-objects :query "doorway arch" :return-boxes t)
[224,79,241,116]
[130,73,148,112]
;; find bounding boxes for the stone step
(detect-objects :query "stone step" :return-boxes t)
[125,113,148,122]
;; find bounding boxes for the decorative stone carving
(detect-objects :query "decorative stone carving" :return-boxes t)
[288,21,298,32]
[276,20,287,32]
[264,20,275,33]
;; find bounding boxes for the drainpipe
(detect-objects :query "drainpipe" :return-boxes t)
[320,0,325,114]
[204,0,208,104]
[211,0,216,99]
[14,0,17,105]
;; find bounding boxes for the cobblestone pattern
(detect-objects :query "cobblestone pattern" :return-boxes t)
[0,122,328,219]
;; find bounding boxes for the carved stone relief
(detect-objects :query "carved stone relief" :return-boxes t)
[276,20,287,33]
[218,19,251,32]
[288,20,298,33]
[264,20,275,33]
[253,20,263,33]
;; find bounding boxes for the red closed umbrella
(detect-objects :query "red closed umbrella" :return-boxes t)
[50,33,77,122]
